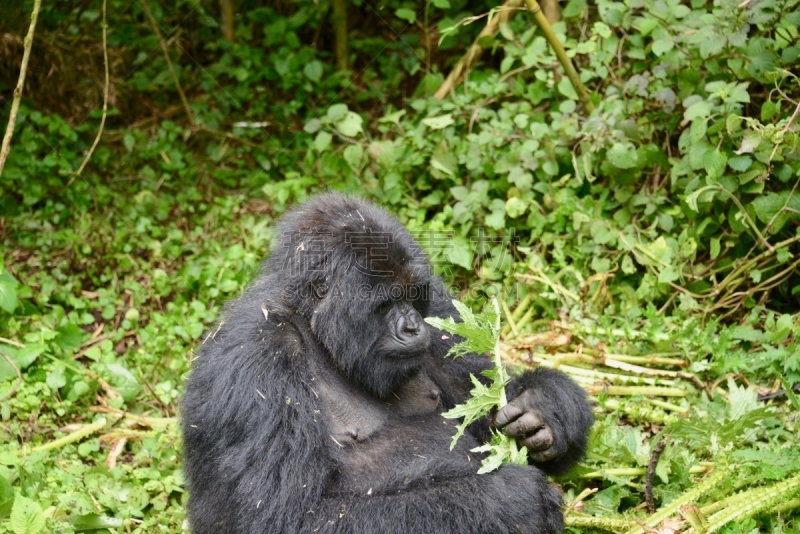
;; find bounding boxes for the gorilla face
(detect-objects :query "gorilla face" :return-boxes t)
[310,276,433,398]
[274,195,435,397]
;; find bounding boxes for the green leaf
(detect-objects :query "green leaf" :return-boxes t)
[735,131,761,154]
[505,197,527,218]
[752,192,800,224]
[728,155,752,172]
[303,118,321,134]
[446,236,473,269]
[68,514,124,530]
[343,144,364,171]
[425,300,499,358]
[727,377,759,420]
[607,142,639,169]
[471,431,528,474]
[703,149,728,178]
[0,475,13,519]
[421,114,454,130]
[314,131,332,152]
[0,271,20,313]
[395,8,416,23]
[652,38,673,56]
[303,60,323,83]
[336,112,363,137]
[684,101,713,121]
[761,100,779,121]
[557,76,578,100]
[9,494,45,534]
[326,103,348,122]
[101,363,141,402]
[710,237,721,260]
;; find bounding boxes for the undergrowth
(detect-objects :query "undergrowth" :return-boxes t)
[0,0,799,531]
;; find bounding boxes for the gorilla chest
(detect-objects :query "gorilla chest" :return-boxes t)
[316,371,442,446]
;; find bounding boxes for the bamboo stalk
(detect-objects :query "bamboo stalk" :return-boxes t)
[523,0,595,112]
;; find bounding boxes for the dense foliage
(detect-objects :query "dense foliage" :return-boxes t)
[0,0,798,531]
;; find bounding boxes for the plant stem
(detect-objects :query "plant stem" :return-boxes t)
[579,465,710,479]
[0,0,41,177]
[140,0,196,125]
[26,418,108,454]
[523,0,594,112]
[74,0,109,177]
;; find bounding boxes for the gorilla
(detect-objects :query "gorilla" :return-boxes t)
[181,193,593,534]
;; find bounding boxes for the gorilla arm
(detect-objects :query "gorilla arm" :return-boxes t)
[181,309,333,534]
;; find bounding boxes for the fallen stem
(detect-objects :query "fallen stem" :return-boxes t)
[26,418,108,454]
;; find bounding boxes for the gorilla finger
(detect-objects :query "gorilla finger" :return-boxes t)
[529,448,558,463]
[493,403,524,428]
[504,411,545,437]
[521,426,553,451]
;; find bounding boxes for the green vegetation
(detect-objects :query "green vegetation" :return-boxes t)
[0,0,798,531]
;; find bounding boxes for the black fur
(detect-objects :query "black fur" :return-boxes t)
[181,193,593,533]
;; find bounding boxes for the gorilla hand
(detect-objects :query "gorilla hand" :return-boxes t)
[493,391,559,462]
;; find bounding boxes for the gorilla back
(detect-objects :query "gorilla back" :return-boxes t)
[181,193,593,534]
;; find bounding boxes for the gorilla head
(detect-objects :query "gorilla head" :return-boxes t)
[269,194,434,397]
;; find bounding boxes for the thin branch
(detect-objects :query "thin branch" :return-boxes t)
[434,1,523,100]
[0,0,42,177]
[140,0,196,124]
[75,0,110,177]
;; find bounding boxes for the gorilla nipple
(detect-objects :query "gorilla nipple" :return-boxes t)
[347,427,359,440]
[429,389,441,401]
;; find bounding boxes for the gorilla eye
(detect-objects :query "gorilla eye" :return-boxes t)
[376,300,392,314]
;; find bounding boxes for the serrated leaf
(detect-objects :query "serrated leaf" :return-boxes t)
[425,300,499,358]
[703,149,728,178]
[728,155,752,172]
[727,377,759,420]
[471,431,528,474]
[441,374,505,449]
[10,494,45,534]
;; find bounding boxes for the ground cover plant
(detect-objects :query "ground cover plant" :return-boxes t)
[0,0,799,531]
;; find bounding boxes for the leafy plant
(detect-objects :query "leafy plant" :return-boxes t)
[426,299,529,473]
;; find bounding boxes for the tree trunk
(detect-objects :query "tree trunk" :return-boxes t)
[332,0,348,70]
[219,0,235,43]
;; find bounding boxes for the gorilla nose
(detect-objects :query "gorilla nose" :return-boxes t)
[398,313,427,343]
[402,315,420,335]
